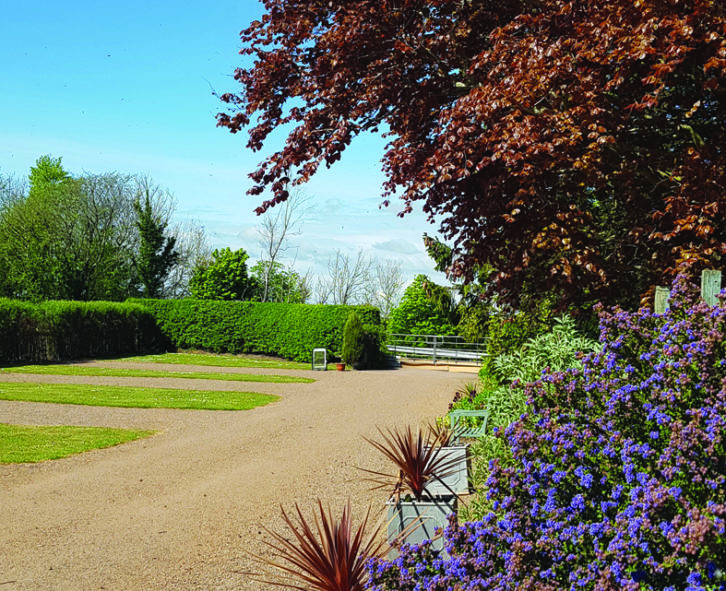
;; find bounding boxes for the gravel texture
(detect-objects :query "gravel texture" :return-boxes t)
[0,361,472,590]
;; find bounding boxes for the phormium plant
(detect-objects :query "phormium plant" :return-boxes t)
[253,499,386,591]
[361,425,461,501]
[368,275,726,590]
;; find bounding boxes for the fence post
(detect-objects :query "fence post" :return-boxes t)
[701,269,722,307]
[654,286,670,314]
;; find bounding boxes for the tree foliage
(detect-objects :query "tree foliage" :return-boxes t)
[388,275,458,336]
[0,157,199,301]
[133,195,180,298]
[249,260,309,303]
[189,247,256,301]
[424,233,494,341]
[1,158,137,300]
[218,0,726,311]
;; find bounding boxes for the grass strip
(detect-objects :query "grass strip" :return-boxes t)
[0,423,154,464]
[0,382,279,411]
[1,365,313,384]
[116,352,309,370]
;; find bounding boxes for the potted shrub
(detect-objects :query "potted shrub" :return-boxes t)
[361,425,463,557]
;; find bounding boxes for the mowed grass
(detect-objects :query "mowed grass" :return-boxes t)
[0,382,279,410]
[1,364,314,384]
[0,423,154,464]
[117,352,309,370]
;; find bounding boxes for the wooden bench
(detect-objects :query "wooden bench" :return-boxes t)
[448,409,490,443]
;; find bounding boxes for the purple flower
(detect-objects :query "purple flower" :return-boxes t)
[369,275,726,591]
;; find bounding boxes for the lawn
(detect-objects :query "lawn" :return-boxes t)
[0,382,279,411]
[1,364,314,384]
[116,352,310,370]
[0,423,154,464]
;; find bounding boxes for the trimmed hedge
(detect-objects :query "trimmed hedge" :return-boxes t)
[0,299,172,365]
[129,299,382,363]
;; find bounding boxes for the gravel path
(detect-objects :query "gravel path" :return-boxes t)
[0,362,472,590]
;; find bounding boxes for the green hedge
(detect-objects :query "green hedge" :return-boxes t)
[129,299,382,362]
[0,299,172,365]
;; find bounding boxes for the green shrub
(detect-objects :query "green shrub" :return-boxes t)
[492,315,600,386]
[362,323,388,369]
[342,312,365,368]
[478,304,552,380]
[458,315,599,425]
[130,298,381,363]
[341,315,387,370]
[452,315,600,520]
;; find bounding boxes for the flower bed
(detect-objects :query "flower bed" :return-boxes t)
[368,275,726,590]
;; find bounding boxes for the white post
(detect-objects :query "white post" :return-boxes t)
[654,286,670,314]
[701,269,722,307]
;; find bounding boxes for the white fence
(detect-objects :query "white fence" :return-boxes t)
[386,333,486,365]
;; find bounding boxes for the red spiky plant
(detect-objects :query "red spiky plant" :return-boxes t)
[361,424,461,501]
[254,499,386,591]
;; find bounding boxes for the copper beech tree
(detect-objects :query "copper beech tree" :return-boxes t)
[217,0,726,311]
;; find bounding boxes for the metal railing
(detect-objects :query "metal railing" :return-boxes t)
[386,333,487,365]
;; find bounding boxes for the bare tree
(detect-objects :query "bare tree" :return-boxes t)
[0,172,27,207]
[315,249,371,305]
[366,259,405,318]
[164,220,211,298]
[257,187,311,302]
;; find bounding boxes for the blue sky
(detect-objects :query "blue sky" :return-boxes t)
[0,0,446,287]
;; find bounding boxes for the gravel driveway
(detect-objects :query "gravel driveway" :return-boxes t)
[0,362,472,590]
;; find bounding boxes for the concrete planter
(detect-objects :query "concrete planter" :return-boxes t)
[423,444,470,497]
[386,495,457,558]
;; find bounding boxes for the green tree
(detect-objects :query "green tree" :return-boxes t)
[0,157,200,301]
[28,155,69,190]
[388,275,459,336]
[133,195,180,298]
[424,234,492,342]
[189,247,257,300]
[249,260,309,303]
[0,158,137,300]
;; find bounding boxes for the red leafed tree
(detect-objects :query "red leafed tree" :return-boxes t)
[217,0,726,311]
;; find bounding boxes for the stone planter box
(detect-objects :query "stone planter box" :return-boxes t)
[386,495,457,559]
[424,444,470,497]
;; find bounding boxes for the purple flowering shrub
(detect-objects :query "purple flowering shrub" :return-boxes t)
[368,276,726,590]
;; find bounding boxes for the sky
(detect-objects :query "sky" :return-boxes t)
[0,0,447,289]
